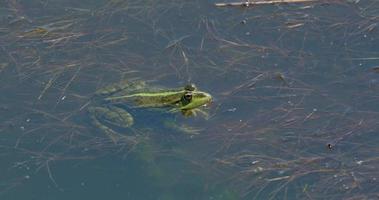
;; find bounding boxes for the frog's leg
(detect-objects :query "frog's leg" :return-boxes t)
[164,120,203,135]
[95,80,146,96]
[88,106,135,143]
[181,108,209,119]
[89,114,121,143]
[193,109,210,119]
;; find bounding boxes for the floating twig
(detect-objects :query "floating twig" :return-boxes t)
[215,0,319,7]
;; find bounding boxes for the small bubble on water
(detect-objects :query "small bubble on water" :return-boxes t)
[254,167,263,173]
[227,108,237,112]
[251,161,259,165]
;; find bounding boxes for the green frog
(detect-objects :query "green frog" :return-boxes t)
[88,80,212,143]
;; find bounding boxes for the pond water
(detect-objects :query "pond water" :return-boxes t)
[1,0,379,199]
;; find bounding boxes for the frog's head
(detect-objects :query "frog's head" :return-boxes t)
[178,84,212,111]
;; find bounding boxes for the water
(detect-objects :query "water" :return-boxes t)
[1,0,379,199]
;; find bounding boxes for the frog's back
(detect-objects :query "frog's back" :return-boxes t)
[95,80,147,97]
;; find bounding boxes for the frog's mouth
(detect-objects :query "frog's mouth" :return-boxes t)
[203,100,212,108]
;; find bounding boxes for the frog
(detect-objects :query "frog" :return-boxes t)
[88,80,212,143]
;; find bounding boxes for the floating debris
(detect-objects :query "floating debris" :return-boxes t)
[372,66,379,73]
[215,0,320,7]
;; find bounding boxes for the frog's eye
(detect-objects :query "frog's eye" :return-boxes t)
[184,84,196,91]
[184,92,192,101]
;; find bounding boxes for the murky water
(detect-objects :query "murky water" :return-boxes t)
[1,0,379,199]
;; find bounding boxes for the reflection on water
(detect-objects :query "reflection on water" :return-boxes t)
[1,0,379,199]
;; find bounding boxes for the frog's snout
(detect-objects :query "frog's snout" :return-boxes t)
[200,92,212,106]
